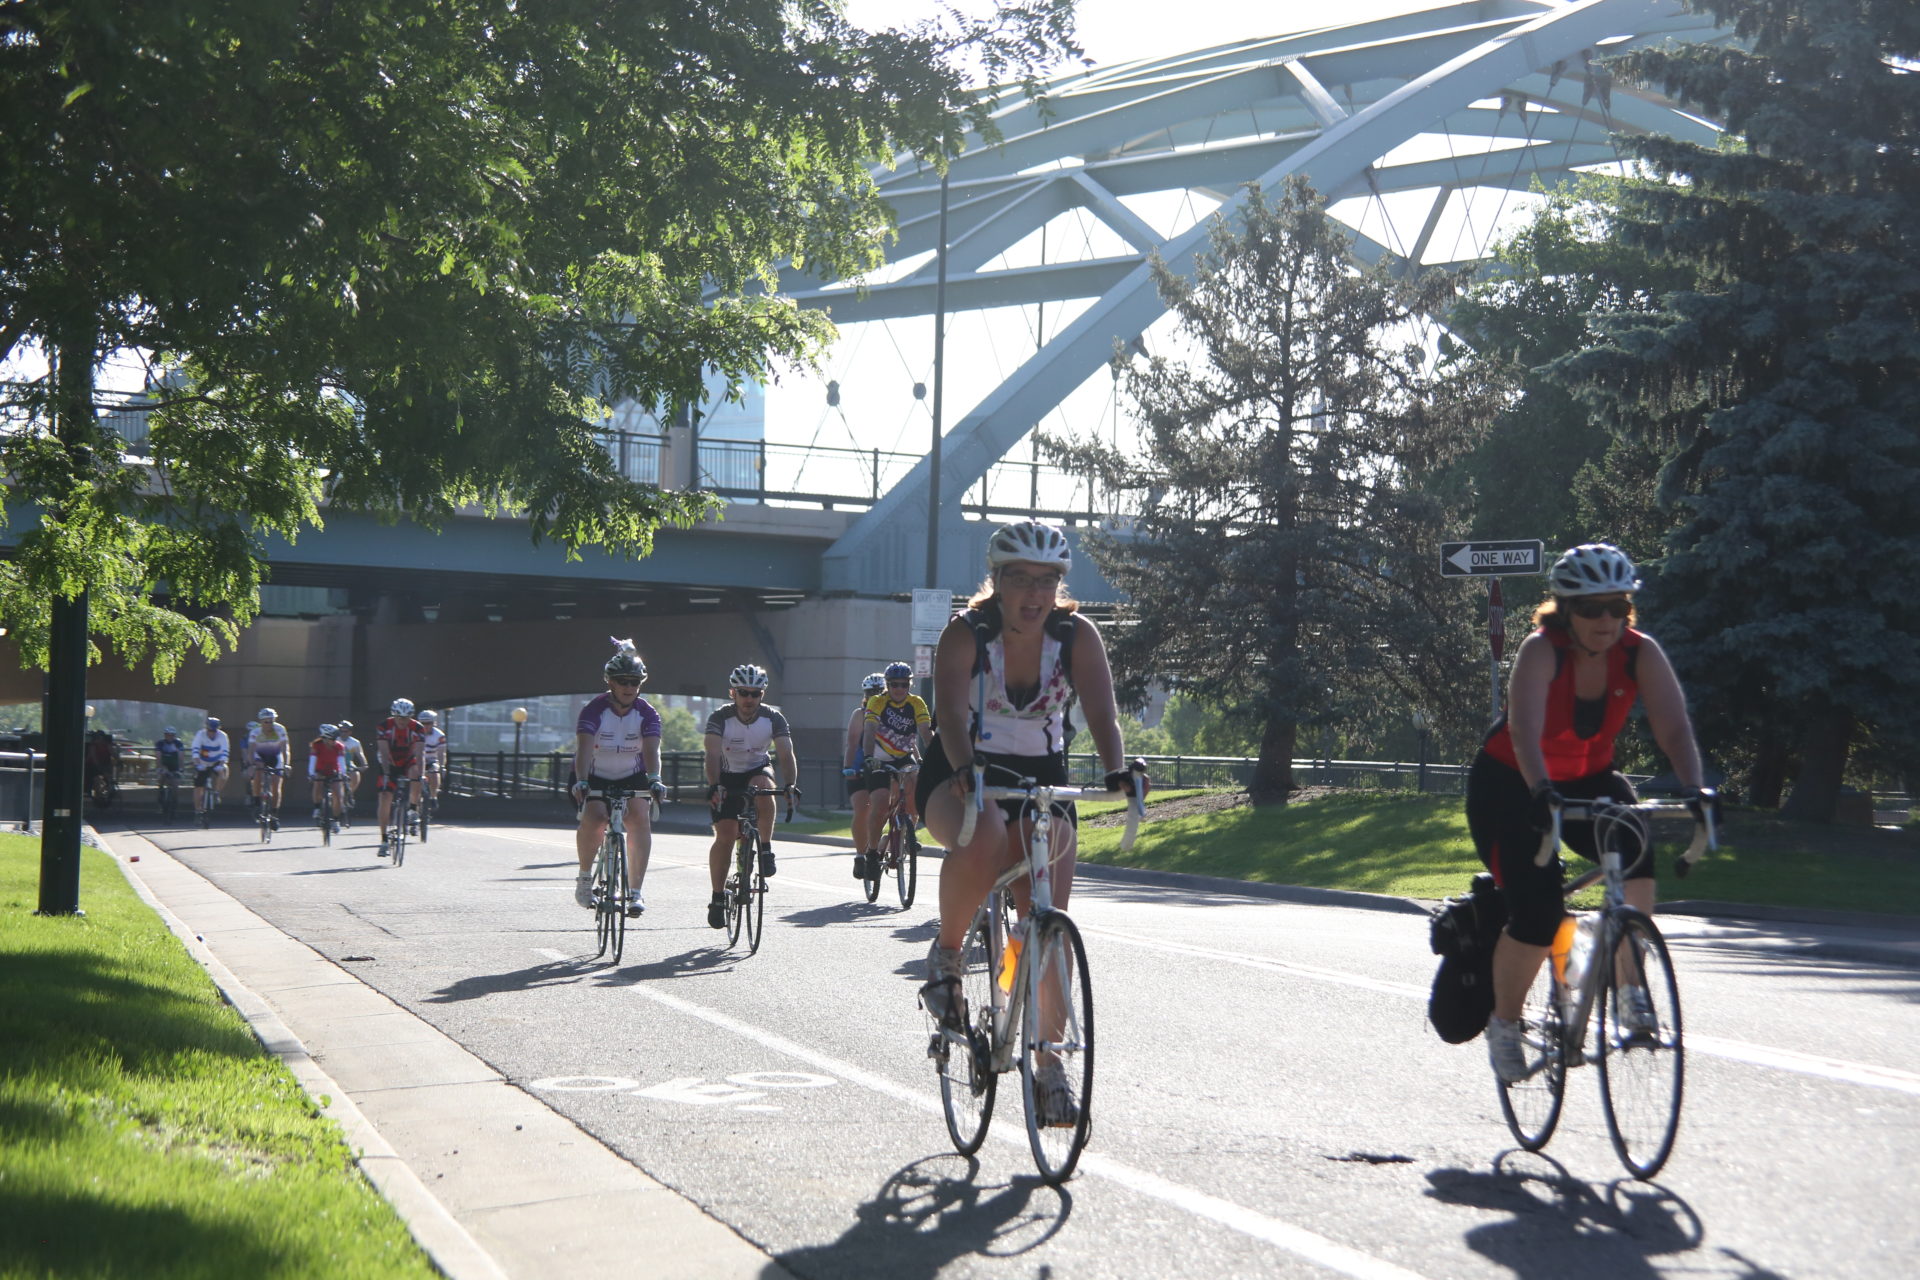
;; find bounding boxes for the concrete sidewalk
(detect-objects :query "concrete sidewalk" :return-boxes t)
[97,824,794,1280]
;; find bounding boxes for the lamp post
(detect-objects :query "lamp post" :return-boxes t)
[1412,710,1431,795]
[511,707,528,798]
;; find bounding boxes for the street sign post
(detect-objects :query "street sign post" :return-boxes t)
[1440,541,1542,722]
[1439,540,1543,577]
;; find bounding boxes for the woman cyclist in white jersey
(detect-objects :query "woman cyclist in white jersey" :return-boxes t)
[916,519,1143,1124]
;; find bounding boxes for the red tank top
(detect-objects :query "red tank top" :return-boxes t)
[1484,627,1642,781]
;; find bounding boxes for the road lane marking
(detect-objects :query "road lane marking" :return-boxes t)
[1079,924,1920,1097]
[533,947,1435,1280]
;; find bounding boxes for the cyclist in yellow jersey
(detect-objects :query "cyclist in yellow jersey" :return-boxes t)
[845,671,886,877]
[856,660,931,880]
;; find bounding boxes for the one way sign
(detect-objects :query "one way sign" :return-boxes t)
[1440,540,1544,577]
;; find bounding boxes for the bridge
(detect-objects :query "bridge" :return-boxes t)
[2,1,1731,760]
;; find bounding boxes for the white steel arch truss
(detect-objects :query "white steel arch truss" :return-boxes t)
[805,0,1732,593]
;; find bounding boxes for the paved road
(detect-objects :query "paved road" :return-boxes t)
[123,809,1920,1280]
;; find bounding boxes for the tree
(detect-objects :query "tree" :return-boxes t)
[0,0,1082,906]
[657,706,704,755]
[1050,178,1510,805]
[1445,176,1699,619]
[1552,0,1920,819]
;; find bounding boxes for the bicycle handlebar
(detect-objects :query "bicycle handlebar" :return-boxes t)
[1535,792,1719,878]
[956,764,1148,852]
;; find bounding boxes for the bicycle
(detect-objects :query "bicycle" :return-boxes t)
[929,762,1146,1185]
[315,773,344,847]
[1496,793,1718,1180]
[585,782,660,965]
[381,768,420,867]
[195,770,223,829]
[722,784,797,955]
[251,762,284,843]
[864,761,921,909]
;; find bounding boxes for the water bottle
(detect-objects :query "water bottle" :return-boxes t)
[1549,915,1577,986]
[997,920,1027,993]
[1563,914,1599,994]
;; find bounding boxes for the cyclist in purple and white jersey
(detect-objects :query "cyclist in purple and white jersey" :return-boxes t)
[569,639,664,917]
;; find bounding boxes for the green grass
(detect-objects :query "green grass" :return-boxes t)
[0,833,438,1280]
[1076,791,1920,919]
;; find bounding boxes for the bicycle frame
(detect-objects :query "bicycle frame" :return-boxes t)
[1535,797,1717,1062]
[958,774,1143,1074]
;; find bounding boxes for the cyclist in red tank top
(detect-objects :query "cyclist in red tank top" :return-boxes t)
[1466,544,1713,1083]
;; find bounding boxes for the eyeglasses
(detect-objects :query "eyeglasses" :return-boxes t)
[888,680,911,689]
[1000,571,1063,593]
[734,688,764,698]
[609,677,641,688]
[1567,597,1632,620]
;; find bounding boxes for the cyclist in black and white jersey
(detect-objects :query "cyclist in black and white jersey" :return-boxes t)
[702,663,798,929]
[570,640,664,917]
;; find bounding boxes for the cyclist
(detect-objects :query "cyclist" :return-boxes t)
[856,660,932,880]
[702,663,799,929]
[569,639,664,917]
[153,726,186,794]
[916,518,1142,1127]
[246,708,292,829]
[337,721,368,821]
[190,716,231,818]
[1472,542,1712,1083]
[419,710,448,812]
[84,729,119,806]
[375,698,427,857]
[310,724,348,830]
[844,672,886,877]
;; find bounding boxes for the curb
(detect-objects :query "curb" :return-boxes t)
[98,828,509,1280]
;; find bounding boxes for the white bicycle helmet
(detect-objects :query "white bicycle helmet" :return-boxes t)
[1549,543,1641,597]
[318,723,338,737]
[418,710,438,724]
[390,698,416,717]
[987,518,1071,570]
[257,706,277,720]
[605,637,647,681]
[729,663,770,690]
[861,671,886,693]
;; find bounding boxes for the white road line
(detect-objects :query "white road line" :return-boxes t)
[1079,924,1920,1097]
[533,947,1435,1280]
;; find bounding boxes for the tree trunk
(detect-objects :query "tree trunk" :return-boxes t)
[1780,708,1854,823]
[1249,714,1297,806]
[1747,722,1791,810]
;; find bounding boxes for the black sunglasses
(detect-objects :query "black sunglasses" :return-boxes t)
[734,688,764,698]
[1567,597,1631,620]
[610,677,641,687]
[887,680,911,688]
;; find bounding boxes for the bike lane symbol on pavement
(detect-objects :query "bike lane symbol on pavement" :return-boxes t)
[531,1071,835,1112]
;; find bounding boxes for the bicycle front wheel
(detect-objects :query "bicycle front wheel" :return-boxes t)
[895,821,918,909]
[594,850,616,959]
[605,833,629,964]
[936,909,999,1155]
[745,872,766,955]
[1496,947,1567,1152]
[1597,908,1685,1180]
[1021,910,1094,1184]
[320,795,332,847]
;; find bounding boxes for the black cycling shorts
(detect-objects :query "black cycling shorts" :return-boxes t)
[194,766,223,786]
[917,737,1077,829]
[710,769,772,823]
[1465,750,1644,947]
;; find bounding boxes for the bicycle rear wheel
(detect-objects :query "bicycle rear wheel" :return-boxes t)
[1496,949,1568,1151]
[1021,910,1094,1184]
[895,820,918,909]
[936,909,1000,1155]
[1597,909,1684,1179]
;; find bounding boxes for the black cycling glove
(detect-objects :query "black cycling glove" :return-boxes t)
[1527,780,1563,833]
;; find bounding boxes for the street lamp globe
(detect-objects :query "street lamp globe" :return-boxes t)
[511,707,528,725]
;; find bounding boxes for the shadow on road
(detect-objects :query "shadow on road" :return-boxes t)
[1422,1152,1772,1278]
[769,1155,1069,1279]
[596,946,739,984]
[423,957,603,1003]
[779,901,902,929]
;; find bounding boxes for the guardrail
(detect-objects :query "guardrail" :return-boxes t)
[436,750,1481,805]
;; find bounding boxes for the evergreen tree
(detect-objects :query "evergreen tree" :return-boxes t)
[1554,0,1920,818]
[1051,179,1508,805]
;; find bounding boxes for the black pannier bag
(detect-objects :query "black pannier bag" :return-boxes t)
[1427,872,1508,1044]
